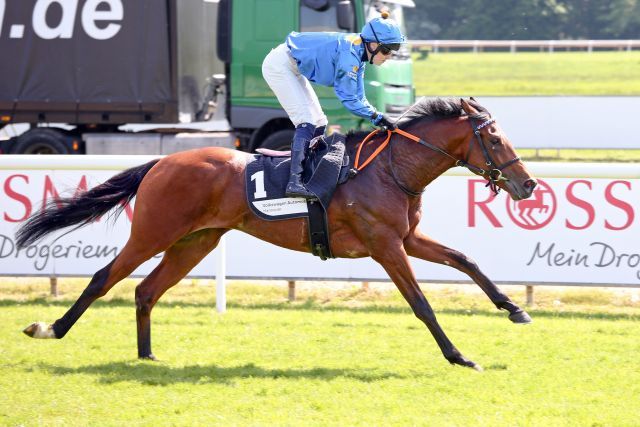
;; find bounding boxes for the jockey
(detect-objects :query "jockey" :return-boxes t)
[262,12,406,198]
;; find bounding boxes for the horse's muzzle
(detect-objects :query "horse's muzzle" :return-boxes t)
[523,178,537,198]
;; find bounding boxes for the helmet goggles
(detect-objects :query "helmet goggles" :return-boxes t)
[379,43,401,55]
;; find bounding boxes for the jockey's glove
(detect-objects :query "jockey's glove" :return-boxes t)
[371,113,397,130]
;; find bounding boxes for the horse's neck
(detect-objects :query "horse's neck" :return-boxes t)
[390,122,463,190]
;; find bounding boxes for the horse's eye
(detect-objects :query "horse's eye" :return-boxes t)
[490,138,501,146]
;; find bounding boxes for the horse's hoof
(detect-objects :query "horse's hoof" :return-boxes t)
[509,310,532,324]
[138,354,158,361]
[457,360,483,372]
[449,354,482,371]
[23,322,57,339]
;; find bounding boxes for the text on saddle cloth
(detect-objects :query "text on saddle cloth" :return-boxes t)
[244,133,349,221]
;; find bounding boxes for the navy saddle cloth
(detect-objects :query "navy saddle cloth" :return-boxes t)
[245,133,350,221]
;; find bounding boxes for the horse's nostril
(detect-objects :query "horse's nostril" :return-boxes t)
[524,179,537,190]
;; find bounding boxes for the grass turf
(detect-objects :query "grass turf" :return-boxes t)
[1,278,639,426]
[412,51,640,96]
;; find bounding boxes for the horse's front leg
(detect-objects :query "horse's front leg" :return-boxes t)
[404,229,531,324]
[371,239,482,370]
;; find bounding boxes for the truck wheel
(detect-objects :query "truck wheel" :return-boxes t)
[258,129,294,151]
[11,128,73,154]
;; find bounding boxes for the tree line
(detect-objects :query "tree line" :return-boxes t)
[404,0,640,40]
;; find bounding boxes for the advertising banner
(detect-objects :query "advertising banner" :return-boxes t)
[0,169,217,277]
[0,161,638,285]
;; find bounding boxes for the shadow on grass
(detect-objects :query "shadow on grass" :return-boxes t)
[2,298,639,321]
[35,361,414,385]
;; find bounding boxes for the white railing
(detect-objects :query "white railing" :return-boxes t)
[410,39,640,53]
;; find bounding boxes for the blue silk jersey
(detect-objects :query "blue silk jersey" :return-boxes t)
[286,31,376,119]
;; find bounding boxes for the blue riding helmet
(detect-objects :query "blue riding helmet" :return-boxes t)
[360,13,406,47]
[360,13,406,64]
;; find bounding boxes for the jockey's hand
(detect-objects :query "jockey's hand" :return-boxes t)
[371,113,397,131]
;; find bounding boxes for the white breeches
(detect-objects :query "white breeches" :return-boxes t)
[262,43,328,128]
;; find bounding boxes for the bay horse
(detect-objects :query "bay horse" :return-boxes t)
[18,98,537,371]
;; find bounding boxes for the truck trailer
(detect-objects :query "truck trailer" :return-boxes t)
[0,0,415,155]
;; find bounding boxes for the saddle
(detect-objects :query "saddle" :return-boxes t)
[247,133,351,260]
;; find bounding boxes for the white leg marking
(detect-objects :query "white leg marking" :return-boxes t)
[26,322,57,339]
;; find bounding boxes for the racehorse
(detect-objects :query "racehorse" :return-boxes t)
[18,98,537,371]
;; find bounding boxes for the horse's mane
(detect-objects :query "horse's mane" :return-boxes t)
[398,97,490,127]
[345,97,490,147]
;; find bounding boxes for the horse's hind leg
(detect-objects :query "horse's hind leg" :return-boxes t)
[23,240,162,339]
[135,228,227,360]
[404,229,531,324]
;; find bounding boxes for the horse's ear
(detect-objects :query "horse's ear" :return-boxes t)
[470,96,476,102]
[460,98,477,115]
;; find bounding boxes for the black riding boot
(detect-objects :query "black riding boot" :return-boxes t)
[313,125,326,138]
[285,123,315,198]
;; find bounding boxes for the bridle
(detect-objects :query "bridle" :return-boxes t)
[352,116,521,196]
[457,116,521,195]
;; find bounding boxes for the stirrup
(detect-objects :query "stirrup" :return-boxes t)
[285,182,315,199]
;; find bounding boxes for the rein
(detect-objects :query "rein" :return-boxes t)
[352,118,520,196]
[353,130,421,196]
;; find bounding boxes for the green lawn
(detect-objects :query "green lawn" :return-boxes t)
[2,279,639,426]
[413,51,640,96]
[517,148,640,162]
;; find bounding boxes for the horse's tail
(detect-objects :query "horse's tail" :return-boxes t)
[15,159,161,249]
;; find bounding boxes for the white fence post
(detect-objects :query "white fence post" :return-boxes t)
[288,280,296,301]
[216,235,227,313]
[50,277,58,297]
[526,285,534,306]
